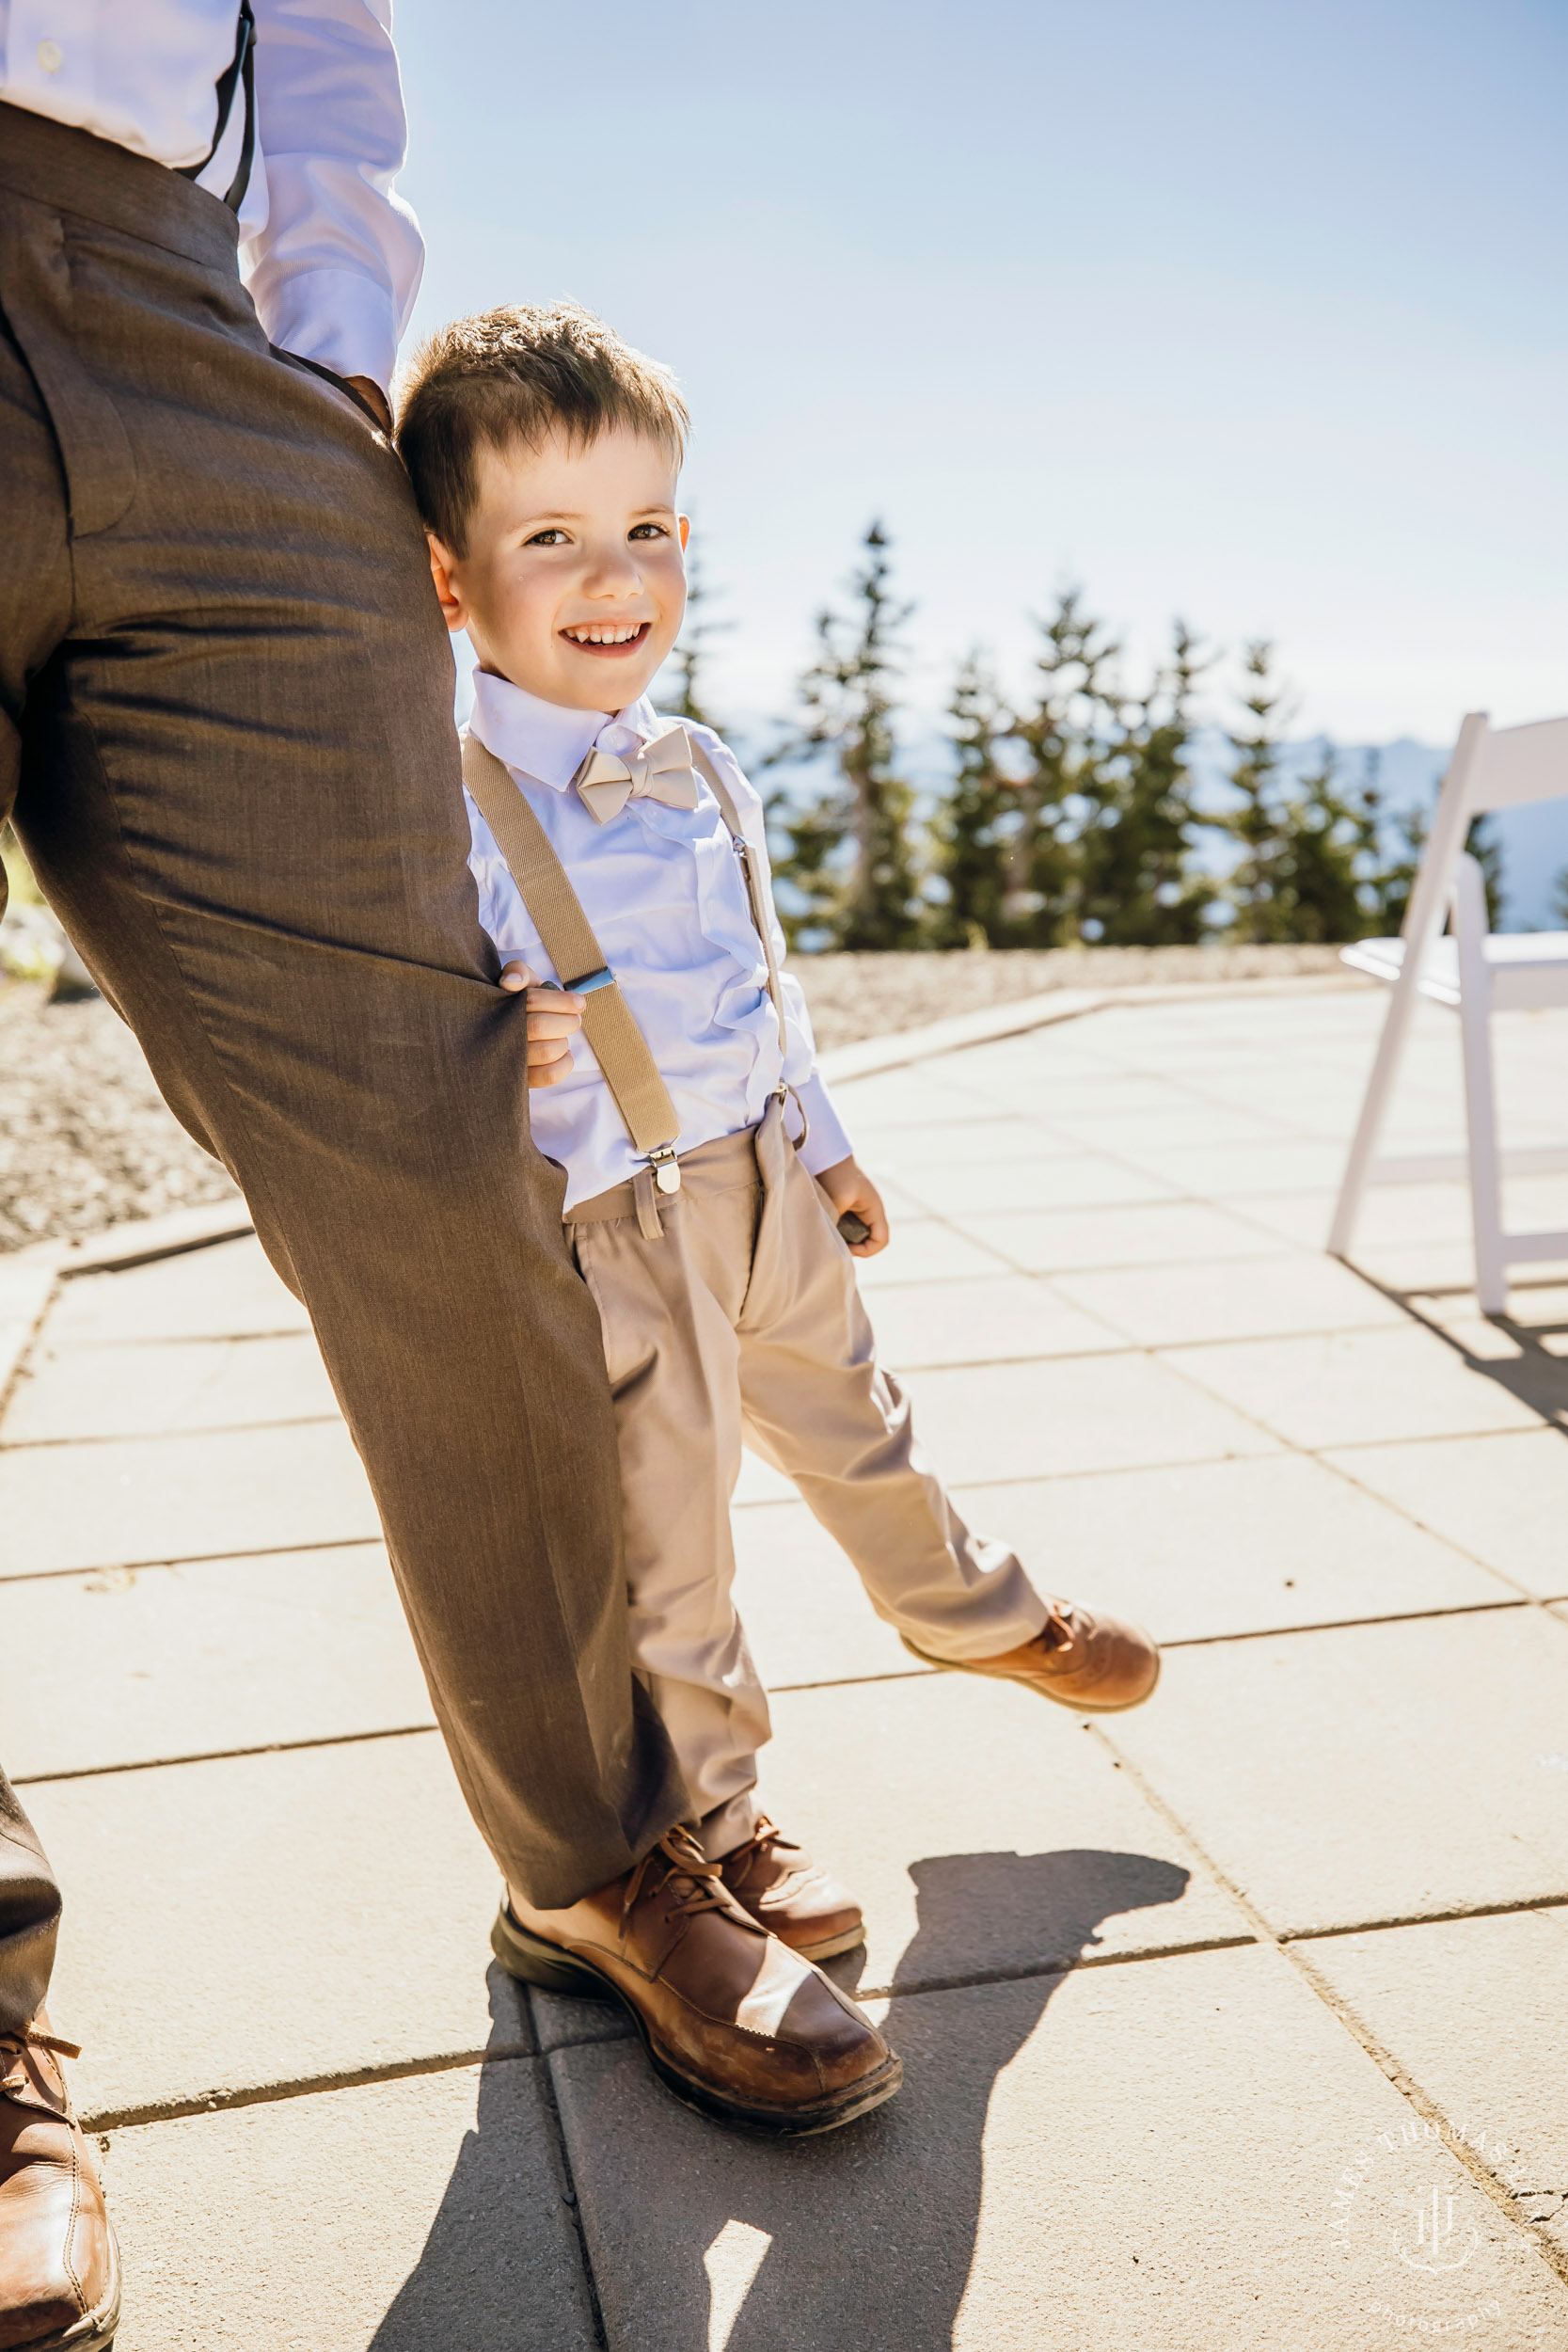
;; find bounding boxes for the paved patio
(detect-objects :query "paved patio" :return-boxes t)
[4,974,1568,2349]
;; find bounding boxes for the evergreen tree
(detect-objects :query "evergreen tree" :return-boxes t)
[929,654,1021,947]
[767,521,926,949]
[1076,621,1214,945]
[1268,744,1377,943]
[1001,588,1120,945]
[1222,640,1295,942]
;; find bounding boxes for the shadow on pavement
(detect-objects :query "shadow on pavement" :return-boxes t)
[372,1848,1190,2351]
[366,1963,575,2352]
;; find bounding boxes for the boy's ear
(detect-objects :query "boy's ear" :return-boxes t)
[678,514,690,551]
[427,534,466,633]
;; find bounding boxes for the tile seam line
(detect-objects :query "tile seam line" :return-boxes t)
[1282,1892,1568,1944]
[0,1409,342,1454]
[0,1263,61,1424]
[537,2042,610,2350]
[763,1597,1545,1693]
[78,2041,534,2136]
[78,1895,1568,2137]
[85,1935,1270,2133]
[0,1534,387,1587]
[10,1720,437,1787]
[1090,1717,1568,2289]
[10,1593,1550,1780]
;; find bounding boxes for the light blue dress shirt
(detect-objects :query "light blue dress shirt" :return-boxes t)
[465,670,854,1212]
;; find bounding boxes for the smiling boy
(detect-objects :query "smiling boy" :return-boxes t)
[394,304,1160,2135]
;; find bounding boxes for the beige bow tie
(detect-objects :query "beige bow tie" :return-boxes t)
[573,723,701,825]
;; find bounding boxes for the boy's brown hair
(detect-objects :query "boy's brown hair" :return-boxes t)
[395,301,689,555]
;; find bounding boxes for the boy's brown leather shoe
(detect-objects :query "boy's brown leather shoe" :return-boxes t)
[0,2016,120,2352]
[717,1819,865,1962]
[903,1597,1160,1712]
[493,1827,898,2135]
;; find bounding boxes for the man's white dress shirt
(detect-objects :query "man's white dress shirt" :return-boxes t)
[465,671,854,1214]
[0,0,421,389]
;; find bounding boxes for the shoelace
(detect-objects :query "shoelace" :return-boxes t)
[620,1825,739,1937]
[1038,1603,1078,1657]
[721,1816,800,1876]
[0,2023,80,2062]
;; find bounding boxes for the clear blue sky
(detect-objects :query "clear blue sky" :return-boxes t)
[392,0,1566,750]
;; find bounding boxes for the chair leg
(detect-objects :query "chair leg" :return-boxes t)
[1329,962,1422,1260]
[1453,857,1506,1315]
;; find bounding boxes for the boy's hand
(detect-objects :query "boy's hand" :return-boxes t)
[815,1154,890,1257]
[499,961,583,1089]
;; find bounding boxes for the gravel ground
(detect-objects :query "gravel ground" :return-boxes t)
[0,982,241,1252]
[796,941,1348,1051]
[0,943,1349,1250]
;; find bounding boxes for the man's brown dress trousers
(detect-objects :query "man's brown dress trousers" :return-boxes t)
[0,103,686,2031]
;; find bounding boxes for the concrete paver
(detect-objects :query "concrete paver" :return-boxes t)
[1107,1607,1568,1933]
[550,1942,1568,2352]
[104,2058,594,2352]
[880,1350,1278,1485]
[4,1329,339,1441]
[0,1415,379,1575]
[730,1502,926,1686]
[1324,1427,1568,1595]
[43,1233,307,1343]
[1301,1906,1568,2263]
[954,1198,1287,1273]
[27,1735,519,2122]
[1055,1249,1407,1345]
[1163,1322,1551,1449]
[890,1152,1180,1215]
[0,1543,429,1778]
[861,1271,1123,1367]
[949,1454,1512,1644]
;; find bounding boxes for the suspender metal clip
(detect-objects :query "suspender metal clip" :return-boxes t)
[645,1144,682,1196]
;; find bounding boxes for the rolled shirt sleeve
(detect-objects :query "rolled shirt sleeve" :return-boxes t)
[245,0,424,389]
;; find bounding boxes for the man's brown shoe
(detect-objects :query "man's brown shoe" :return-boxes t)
[717,1818,864,1962]
[0,2016,120,2352]
[903,1597,1160,1712]
[492,1828,898,2136]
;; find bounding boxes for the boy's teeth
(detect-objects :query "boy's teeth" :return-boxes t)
[567,624,641,644]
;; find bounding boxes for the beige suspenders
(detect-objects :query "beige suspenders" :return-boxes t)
[460,727,794,1214]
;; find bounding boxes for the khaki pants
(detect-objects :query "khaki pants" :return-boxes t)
[0,103,686,2022]
[568,1096,1048,1857]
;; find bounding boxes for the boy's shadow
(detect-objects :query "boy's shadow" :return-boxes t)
[370,1847,1188,2351]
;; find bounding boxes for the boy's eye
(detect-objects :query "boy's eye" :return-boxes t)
[628,522,668,542]
[524,528,569,548]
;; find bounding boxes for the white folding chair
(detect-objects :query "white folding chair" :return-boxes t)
[1329,709,1568,1313]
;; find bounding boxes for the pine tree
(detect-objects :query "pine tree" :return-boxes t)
[767,521,926,950]
[929,655,1021,948]
[1222,640,1295,942]
[1001,588,1120,945]
[1269,744,1376,943]
[1076,621,1214,945]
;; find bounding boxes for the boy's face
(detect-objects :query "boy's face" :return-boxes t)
[428,423,689,712]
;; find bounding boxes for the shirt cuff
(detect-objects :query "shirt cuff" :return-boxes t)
[250,266,400,394]
[794,1072,853,1177]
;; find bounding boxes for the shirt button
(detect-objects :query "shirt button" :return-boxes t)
[38,39,63,72]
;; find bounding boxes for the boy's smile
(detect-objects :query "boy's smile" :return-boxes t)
[427,424,688,710]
